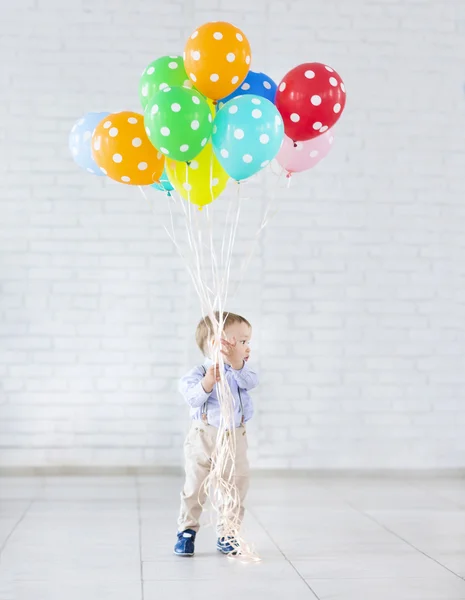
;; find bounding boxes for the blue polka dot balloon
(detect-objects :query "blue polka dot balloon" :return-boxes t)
[212,95,284,181]
[217,71,278,109]
[69,111,110,176]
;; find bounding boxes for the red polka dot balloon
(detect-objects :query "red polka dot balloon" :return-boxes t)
[276,62,346,142]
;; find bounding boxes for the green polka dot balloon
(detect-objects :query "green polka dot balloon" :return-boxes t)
[139,55,192,111]
[144,86,213,162]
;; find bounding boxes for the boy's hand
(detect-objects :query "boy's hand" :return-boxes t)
[221,337,244,370]
[201,364,221,393]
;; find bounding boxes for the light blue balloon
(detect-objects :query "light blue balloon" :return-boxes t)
[69,111,110,176]
[212,95,284,181]
[151,169,173,194]
[218,71,278,109]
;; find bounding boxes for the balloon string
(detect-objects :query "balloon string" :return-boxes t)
[164,191,208,306]
[151,182,258,561]
[209,143,214,210]
[229,167,284,301]
[138,185,150,204]
[222,184,242,307]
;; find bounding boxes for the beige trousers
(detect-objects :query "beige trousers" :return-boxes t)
[177,420,250,535]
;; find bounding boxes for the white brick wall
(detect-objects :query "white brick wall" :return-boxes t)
[1,0,465,470]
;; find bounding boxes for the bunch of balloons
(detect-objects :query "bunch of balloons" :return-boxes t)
[69,20,346,207]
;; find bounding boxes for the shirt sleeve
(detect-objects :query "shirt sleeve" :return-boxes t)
[230,361,259,391]
[178,366,210,409]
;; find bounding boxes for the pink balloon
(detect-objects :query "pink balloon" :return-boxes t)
[276,129,335,174]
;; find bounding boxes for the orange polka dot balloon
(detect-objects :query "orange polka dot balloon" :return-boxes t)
[92,111,164,185]
[184,21,251,101]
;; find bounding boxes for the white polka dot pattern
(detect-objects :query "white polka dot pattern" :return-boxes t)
[276,129,335,174]
[91,111,164,186]
[211,94,284,182]
[139,55,190,111]
[184,21,252,100]
[276,62,346,141]
[69,111,111,177]
[144,87,213,162]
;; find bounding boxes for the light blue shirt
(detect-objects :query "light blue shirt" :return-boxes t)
[179,360,259,428]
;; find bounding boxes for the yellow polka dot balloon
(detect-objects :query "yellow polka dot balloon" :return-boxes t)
[92,111,164,185]
[184,21,251,101]
[165,142,229,208]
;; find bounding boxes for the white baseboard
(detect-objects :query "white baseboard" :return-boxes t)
[0,466,464,478]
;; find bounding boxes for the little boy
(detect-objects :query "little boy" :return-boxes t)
[174,311,259,556]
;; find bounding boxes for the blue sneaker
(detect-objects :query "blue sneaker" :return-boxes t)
[217,536,239,555]
[174,529,196,556]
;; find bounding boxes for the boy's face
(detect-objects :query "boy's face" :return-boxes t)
[223,322,252,364]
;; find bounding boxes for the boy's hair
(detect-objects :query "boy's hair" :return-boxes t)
[195,311,251,356]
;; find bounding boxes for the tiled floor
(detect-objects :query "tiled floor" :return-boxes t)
[0,475,464,599]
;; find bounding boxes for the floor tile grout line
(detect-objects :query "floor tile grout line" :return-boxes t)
[314,480,465,582]
[0,500,34,558]
[135,475,145,600]
[0,478,46,559]
[248,507,321,599]
[318,476,464,512]
[346,500,465,583]
[316,477,465,538]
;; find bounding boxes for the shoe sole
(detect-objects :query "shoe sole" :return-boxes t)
[174,551,194,557]
[217,546,238,555]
